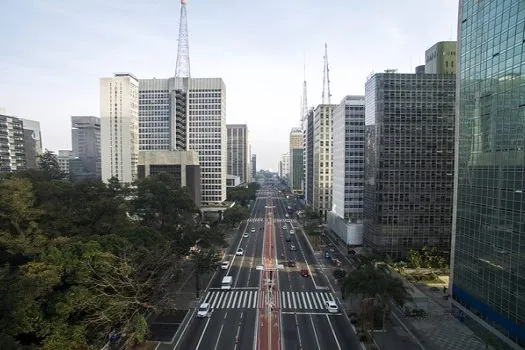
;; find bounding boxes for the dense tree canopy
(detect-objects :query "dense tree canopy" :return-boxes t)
[226,182,260,206]
[0,171,220,349]
[223,205,250,227]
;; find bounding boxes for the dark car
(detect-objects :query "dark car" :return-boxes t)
[285,235,291,242]
[287,260,296,267]
[300,269,309,277]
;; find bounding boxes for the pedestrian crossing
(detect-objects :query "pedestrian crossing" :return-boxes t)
[245,218,264,223]
[243,218,298,224]
[275,218,297,223]
[201,290,335,311]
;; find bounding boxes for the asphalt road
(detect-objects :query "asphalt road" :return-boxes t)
[171,188,361,350]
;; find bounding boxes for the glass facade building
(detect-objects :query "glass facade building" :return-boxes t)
[451,1,525,348]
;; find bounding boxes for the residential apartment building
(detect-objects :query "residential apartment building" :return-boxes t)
[328,96,365,245]
[187,78,227,203]
[425,41,457,75]
[312,104,335,218]
[289,128,303,193]
[57,150,73,175]
[279,152,289,180]
[0,114,25,172]
[138,77,187,151]
[71,116,101,180]
[304,109,314,206]
[19,118,42,169]
[364,71,455,257]
[100,73,139,183]
[226,124,249,183]
[251,154,257,179]
[451,1,525,348]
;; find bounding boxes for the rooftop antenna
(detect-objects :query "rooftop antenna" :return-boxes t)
[175,0,190,78]
[322,43,332,104]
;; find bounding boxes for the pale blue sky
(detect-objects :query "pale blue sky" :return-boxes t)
[0,0,458,170]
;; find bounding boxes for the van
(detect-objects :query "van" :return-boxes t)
[221,276,232,290]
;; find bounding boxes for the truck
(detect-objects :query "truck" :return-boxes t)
[221,276,232,290]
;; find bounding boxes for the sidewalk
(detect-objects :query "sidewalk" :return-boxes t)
[320,228,490,350]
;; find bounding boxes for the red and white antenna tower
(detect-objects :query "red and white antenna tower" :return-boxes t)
[175,0,190,78]
[322,43,332,104]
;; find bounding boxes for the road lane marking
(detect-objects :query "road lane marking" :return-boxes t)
[281,311,343,315]
[326,314,342,350]
[195,316,211,350]
[309,315,322,350]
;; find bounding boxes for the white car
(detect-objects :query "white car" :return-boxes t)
[289,229,295,235]
[256,265,264,271]
[250,227,256,233]
[282,225,287,230]
[325,300,339,313]
[236,248,244,256]
[243,232,249,238]
[221,261,229,270]
[197,303,211,318]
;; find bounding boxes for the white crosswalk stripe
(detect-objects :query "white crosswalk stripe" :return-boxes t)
[274,218,297,223]
[203,290,260,309]
[280,291,335,310]
[245,218,264,223]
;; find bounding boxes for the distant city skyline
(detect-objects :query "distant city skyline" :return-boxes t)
[0,0,458,169]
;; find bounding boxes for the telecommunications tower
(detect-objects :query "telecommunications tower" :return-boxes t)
[175,0,190,78]
[321,43,332,104]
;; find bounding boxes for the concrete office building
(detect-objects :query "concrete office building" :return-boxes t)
[187,78,227,203]
[289,128,303,193]
[364,71,455,258]
[451,1,525,348]
[71,116,101,180]
[138,77,187,151]
[312,104,335,217]
[138,150,201,207]
[0,114,25,172]
[304,109,315,206]
[19,118,42,169]
[251,154,257,179]
[226,124,249,183]
[279,152,289,180]
[226,175,241,188]
[328,96,365,245]
[425,41,457,75]
[100,73,139,184]
[57,150,73,174]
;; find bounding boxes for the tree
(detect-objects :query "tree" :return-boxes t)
[408,249,423,269]
[38,149,64,180]
[341,263,412,331]
[190,249,221,298]
[223,205,249,227]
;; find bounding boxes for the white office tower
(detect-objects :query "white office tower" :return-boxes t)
[100,73,139,183]
[226,124,249,184]
[328,96,365,245]
[187,78,227,203]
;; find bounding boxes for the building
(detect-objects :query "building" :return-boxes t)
[0,114,25,172]
[226,124,249,183]
[19,118,42,169]
[425,41,457,75]
[71,116,101,180]
[100,73,139,184]
[450,1,525,348]
[279,152,289,180]
[364,71,455,257]
[138,77,187,151]
[312,104,335,218]
[57,150,73,175]
[251,154,257,179]
[247,143,253,183]
[328,95,365,245]
[187,78,227,203]
[289,128,303,193]
[304,109,315,206]
[138,150,201,207]
[226,175,241,188]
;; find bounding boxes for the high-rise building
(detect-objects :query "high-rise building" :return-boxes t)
[451,1,525,348]
[187,78,227,203]
[279,152,289,180]
[247,142,253,183]
[0,114,25,172]
[19,118,42,170]
[425,41,457,75]
[100,73,139,184]
[312,104,335,218]
[289,128,303,193]
[305,109,314,206]
[138,78,187,151]
[57,150,73,175]
[251,154,257,179]
[226,124,249,183]
[328,96,365,245]
[71,116,101,180]
[364,72,455,258]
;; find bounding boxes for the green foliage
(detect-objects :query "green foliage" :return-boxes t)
[333,269,347,280]
[223,205,250,227]
[226,182,260,206]
[407,246,449,270]
[0,170,213,349]
[38,150,65,180]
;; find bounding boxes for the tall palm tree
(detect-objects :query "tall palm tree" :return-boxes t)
[341,262,412,330]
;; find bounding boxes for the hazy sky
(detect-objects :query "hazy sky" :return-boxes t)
[0,0,458,170]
